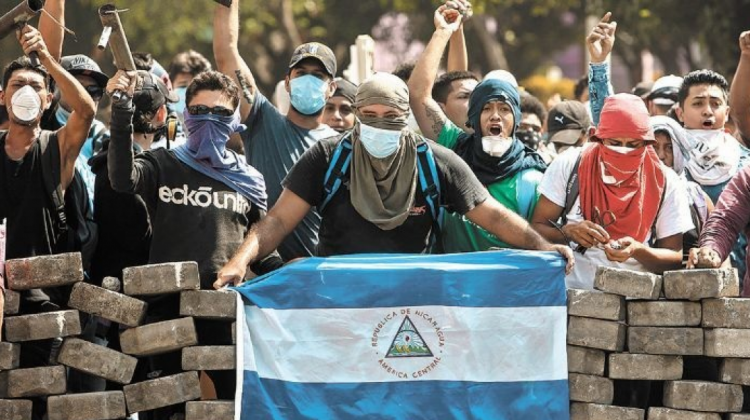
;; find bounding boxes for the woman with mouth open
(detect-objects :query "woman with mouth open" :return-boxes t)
[408,1,547,253]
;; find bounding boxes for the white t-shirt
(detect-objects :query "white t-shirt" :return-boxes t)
[538,147,695,290]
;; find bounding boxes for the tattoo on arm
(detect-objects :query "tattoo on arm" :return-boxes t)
[424,102,447,138]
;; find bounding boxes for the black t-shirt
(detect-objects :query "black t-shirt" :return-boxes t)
[0,133,58,261]
[107,103,283,288]
[110,146,276,287]
[283,136,489,256]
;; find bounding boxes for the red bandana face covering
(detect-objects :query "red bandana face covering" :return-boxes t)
[578,143,665,243]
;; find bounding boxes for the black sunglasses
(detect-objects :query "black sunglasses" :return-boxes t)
[85,85,104,100]
[187,105,234,117]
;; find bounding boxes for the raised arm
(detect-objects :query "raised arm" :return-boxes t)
[18,25,94,190]
[586,12,616,126]
[39,0,64,62]
[106,71,154,196]
[213,0,256,122]
[214,188,311,288]
[730,30,750,145]
[408,4,463,140]
[446,1,472,72]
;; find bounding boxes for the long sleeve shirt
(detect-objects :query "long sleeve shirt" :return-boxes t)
[588,62,613,127]
[700,166,750,296]
[107,102,282,289]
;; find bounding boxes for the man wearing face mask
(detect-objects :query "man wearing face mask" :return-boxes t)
[409,4,547,254]
[531,94,693,290]
[40,55,110,207]
[587,12,750,282]
[0,26,96,419]
[213,0,338,261]
[107,69,282,417]
[89,71,177,284]
[215,72,574,288]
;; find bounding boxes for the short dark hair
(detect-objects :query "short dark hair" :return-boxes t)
[185,70,240,110]
[678,69,729,106]
[2,56,50,91]
[392,63,416,83]
[573,75,588,101]
[168,50,212,82]
[432,71,479,104]
[133,52,154,72]
[520,93,547,125]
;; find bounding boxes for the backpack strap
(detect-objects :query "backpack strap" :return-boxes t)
[416,141,443,253]
[561,153,583,225]
[319,134,353,213]
[38,131,68,234]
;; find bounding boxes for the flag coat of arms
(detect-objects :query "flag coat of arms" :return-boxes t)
[233,250,569,419]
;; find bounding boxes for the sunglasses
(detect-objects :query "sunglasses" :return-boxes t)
[84,85,104,101]
[187,105,234,117]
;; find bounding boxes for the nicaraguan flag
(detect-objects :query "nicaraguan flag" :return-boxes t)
[233,250,569,419]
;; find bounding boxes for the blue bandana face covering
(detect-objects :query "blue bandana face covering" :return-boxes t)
[289,74,328,115]
[173,106,268,211]
[184,108,245,166]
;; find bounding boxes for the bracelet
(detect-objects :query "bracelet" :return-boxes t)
[548,219,571,245]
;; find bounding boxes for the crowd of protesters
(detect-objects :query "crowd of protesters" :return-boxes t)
[2,0,750,418]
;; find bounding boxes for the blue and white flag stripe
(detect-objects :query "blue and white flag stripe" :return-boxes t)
[234,250,570,420]
[239,305,567,383]
[235,251,566,310]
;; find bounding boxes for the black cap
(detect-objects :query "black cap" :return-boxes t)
[332,77,357,102]
[547,100,592,145]
[61,55,109,88]
[288,42,337,77]
[133,70,178,113]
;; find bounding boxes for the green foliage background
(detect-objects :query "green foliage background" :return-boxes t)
[0,0,748,97]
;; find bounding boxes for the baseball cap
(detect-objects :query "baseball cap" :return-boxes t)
[547,100,591,145]
[133,70,178,113]
[61,55,109,88]
[647,75,683,106]
[631,81,653,99]
[288,42,337,77]
[594,93,655,142]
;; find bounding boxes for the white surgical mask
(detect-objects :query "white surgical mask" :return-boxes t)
[481,136,513,157]
[604,145,636,154]
[11,85,41,124]
[359,123,402,158]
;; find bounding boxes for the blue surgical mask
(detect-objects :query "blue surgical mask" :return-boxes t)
[55,105,71,125]
[289,75,328,115]
[173,87,187,114]
[359,123,402,158]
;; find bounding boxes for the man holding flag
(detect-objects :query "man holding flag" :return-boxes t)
[215,72,573,287]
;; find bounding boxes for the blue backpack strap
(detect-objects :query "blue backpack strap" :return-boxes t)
[416,141,443,252]
[319,135,353,212]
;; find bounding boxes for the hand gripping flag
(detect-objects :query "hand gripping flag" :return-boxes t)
[233,250,569,419]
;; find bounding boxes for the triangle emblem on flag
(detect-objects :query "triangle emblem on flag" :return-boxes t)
[385,315,433,358]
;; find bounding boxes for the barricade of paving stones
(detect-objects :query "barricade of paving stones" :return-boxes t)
[0,253,236,420]
[569,266,750,419]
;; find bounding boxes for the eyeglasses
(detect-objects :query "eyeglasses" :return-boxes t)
[84,85,104,101]
[187,105,234,116]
